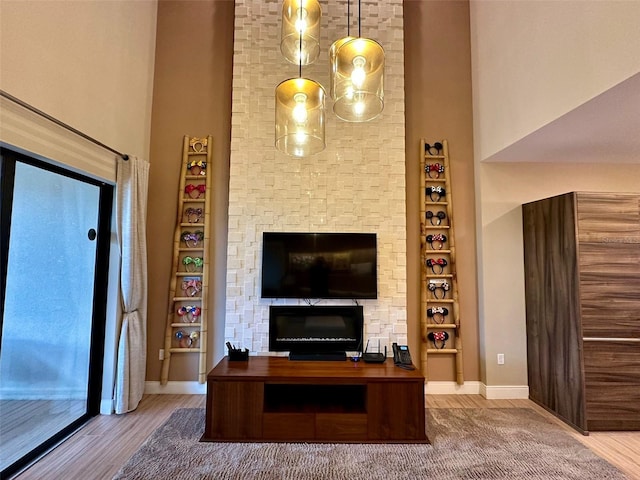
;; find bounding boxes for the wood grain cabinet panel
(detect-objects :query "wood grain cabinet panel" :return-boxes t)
[579,243,640,338]
[315,414,368,440]
[263,413,315,440]
[203,357,428,443]
[584,341,640,430]
[206,380,263,440]
[523,192,640,433]
[575,193,640,241]
[368,382,426,441]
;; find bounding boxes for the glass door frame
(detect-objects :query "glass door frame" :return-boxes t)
[0,146,113,478]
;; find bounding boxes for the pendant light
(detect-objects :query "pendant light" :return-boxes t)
[276,10,326,157]
[280,0,321,66]
[275,78,326,157]
[331,0,385,122]
[328,0,354,100]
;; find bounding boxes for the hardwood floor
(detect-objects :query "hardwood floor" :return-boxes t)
[10,394,640,480]
[11,395,205,480]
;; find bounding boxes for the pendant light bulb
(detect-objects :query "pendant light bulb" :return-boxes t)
[351,56,366,88]
[292,93,308,124]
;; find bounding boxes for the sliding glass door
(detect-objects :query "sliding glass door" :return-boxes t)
[0,148,112,477]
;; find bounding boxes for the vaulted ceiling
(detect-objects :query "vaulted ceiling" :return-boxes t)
[483,72,640,165]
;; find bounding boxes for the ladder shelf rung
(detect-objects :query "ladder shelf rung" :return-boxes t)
[425,323,458,329]
[171,322,202,327]
[426,348,459,354]
[422,225,450,230]
[169,347,200,353]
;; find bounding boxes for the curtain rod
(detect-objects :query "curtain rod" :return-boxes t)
[0,90,129,160]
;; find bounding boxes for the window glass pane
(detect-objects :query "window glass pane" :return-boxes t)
[1,161,100,470]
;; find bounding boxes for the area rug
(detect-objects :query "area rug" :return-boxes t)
[113,408,627,480]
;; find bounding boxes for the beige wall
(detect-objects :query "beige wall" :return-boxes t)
[471,1,640,391]
[470,0,640,161]
[146,0,234,382]
[0,0,157,160]
[404,1,479,382]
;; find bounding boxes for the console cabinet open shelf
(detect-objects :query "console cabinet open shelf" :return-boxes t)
[263,384,367,413]
[202,356,428,443]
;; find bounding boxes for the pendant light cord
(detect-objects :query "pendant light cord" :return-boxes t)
[347,0,350,37]
[298,9,302,77]
[358,0,361,38]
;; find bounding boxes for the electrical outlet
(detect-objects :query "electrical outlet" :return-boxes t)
[159,349,165,361]
[497,353,505,365]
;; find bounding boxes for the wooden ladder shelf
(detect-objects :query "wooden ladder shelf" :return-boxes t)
[161,135,213,385]
[419,139,464,384]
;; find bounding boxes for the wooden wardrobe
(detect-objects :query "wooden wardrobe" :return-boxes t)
[522,192,640,433]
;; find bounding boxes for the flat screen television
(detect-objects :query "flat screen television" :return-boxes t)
[269,305,364,359]
[261,232,377,299]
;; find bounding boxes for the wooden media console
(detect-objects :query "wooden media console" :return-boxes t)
[202,356,428,443]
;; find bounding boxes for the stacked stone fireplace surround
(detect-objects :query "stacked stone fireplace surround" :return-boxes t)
[226,0,406,353]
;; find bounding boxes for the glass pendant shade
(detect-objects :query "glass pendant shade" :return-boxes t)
[281,0,321,66]
[328,36,355,100]
[332,37,385,122]
[275,77,326,157]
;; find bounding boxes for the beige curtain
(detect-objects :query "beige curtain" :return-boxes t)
[114,155,150,414]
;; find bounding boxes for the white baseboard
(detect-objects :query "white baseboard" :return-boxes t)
[424,381,482,395]
[480,384,529,399]
[143,380,527,399]
[144,381,206,395]
[100,398,114,415]
[425,381,529,399]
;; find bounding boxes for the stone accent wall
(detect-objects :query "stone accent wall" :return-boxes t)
[227,0,406,353]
